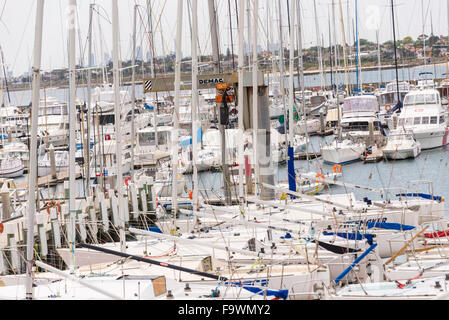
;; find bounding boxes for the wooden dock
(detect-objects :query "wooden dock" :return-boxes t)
[294,152,321,160]
[361,149,385,163]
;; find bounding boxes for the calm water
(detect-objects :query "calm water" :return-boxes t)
[8,66,449,216]
[187,136,449,218]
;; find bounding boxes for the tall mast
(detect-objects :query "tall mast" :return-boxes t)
[376,30,382,86]
[391,0,401,105]
[131,4,137,180]
[297,0,310,171]
[422,0,427,68]
[228,0,236,70]
[237,0,245,203]
[111,0,126,253]
[313,0,325,90]
[252,0,260,197]
[86,3,94,197]
[192,0,199,216]
[68,0,77,274]
[172,0,183,229]
[288,0,295,144]
[355,0,360,93]
[277,0,288,150]
[208,0,221,73]
[25,0,44,300]
[147,0,158,146]
[328,6,334,93]
[338,0,349,95]
[332,0,339,91]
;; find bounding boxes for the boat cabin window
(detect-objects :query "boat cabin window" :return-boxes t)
[99,114,115,125]
[430,116,438,124]
[139,131,170,147]
[341,121,381,132]
[440,116,445,124]
[403,93,438,106]
[414,117,421,125]
[398,119,404,126]
[422,117,430,124]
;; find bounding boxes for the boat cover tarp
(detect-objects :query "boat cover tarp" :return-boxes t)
[397,193,444,202]
[366,222,415,231]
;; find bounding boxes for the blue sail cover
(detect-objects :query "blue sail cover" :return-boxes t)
[366,222,415,231]
[242,287,289,300]
[397,193,444,202]
[287,146,296,198]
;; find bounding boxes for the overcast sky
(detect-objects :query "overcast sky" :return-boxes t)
[0,0,448,76]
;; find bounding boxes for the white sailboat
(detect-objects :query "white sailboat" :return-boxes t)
[383,130,422,160]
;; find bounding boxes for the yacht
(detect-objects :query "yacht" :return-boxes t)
[340,95,384,144]
[391,89,449,150]
[135,126,173,166]
[321,138,366,165]
[1,141,30,169]
[0,156,25,178]
[36,97,72,147]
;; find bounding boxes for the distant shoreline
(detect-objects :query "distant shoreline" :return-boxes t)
[7,59,449,94]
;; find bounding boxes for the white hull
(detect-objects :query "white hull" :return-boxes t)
[383,146,420,160]
[413,128,449,150]
[321,141,365,165]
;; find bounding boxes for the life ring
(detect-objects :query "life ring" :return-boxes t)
[124,177,131,186]
[333,164,342,174]
[385,105,392,112]
[315,173,325,184]
[46,201,61,214]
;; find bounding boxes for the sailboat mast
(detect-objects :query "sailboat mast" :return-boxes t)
[288,0,295,144]
[86,3,94,196]
[355,0,360,92]
[68,0,77,274]
[131,4,137,180]
[338,0,349,95]
[111,0,126,253]
[172,0,183,229]
[391,0,401,104]
[277,0,288,149]
[313,0,325,91]
[252,0,260,197]
[191,0,199,215]
[147,0,158,147]
[25,0,44,300]
[237,0,245,202]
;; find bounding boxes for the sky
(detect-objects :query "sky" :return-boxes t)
[0,0,448,77]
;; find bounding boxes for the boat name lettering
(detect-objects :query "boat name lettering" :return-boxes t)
[199,78,224,85]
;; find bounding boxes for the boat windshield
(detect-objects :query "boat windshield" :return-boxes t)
[343,97,379,113]
[390,134,413,141]
[403,93,438,106]
[139,131,170,147]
